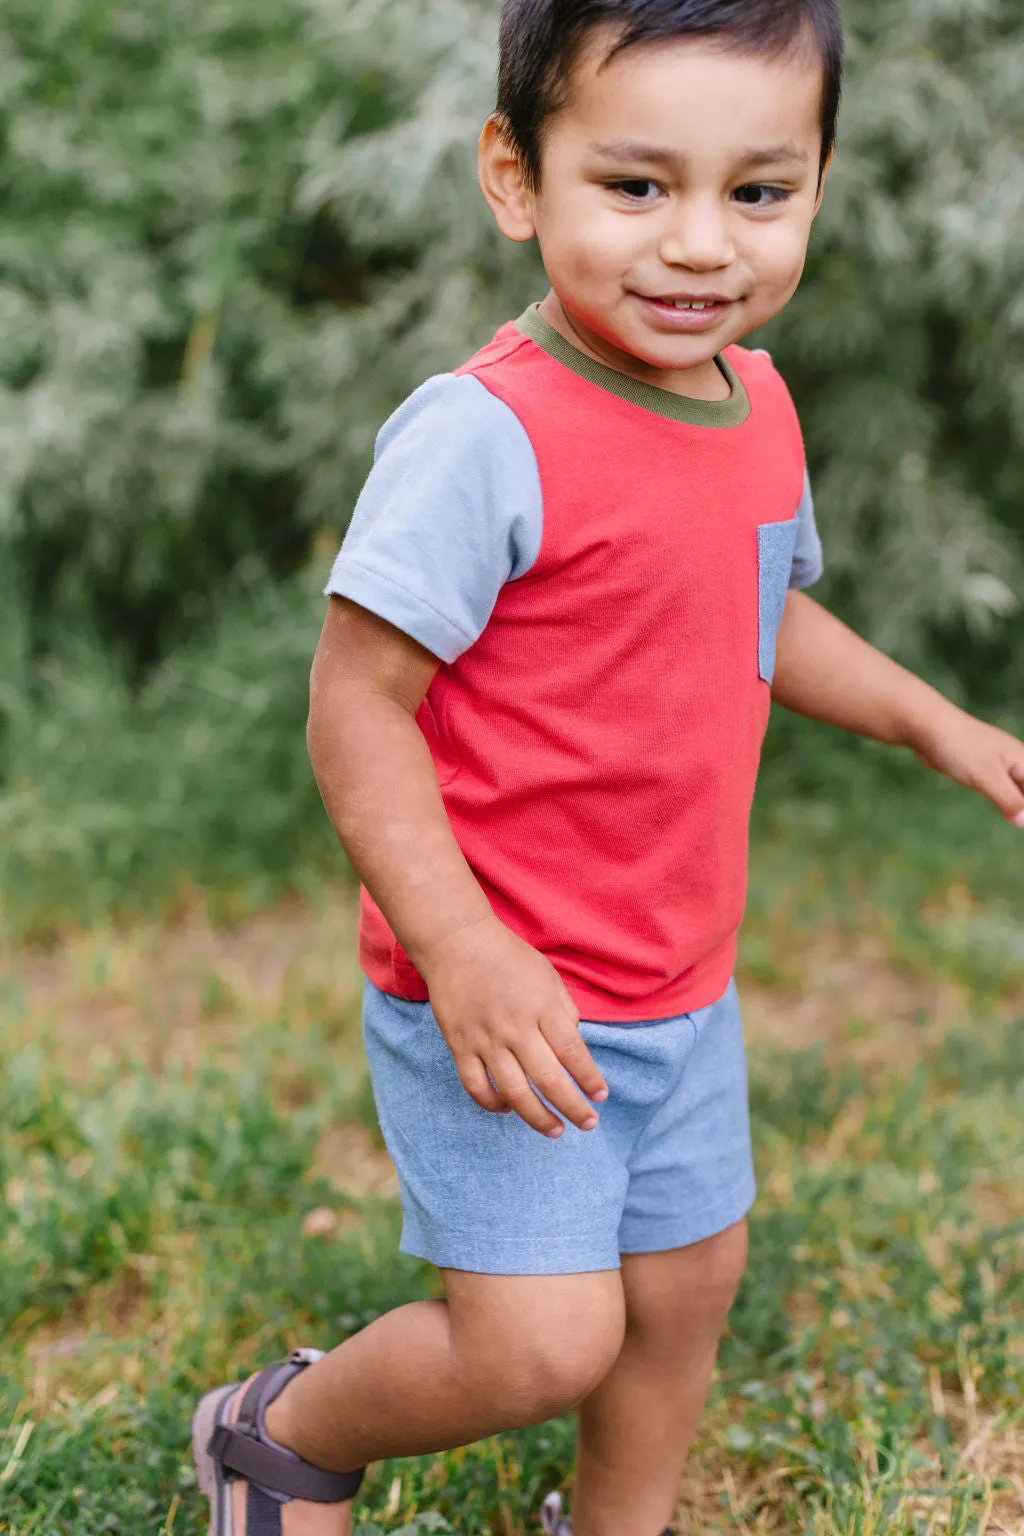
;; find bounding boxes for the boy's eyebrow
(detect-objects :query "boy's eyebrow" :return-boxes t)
[590,140,810,171]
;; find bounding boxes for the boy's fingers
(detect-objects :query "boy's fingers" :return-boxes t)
[516,1039,601,1132]
[487,1051,566,1138]
[981,762,1024,823]
[457,1056,511,1114]
[558,981,581,1024]
[1006,757,1024,823]
[540,1015,609,1102]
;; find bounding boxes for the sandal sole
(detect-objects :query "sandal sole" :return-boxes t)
[192,1382,240,1535]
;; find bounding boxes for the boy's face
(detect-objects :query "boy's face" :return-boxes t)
[481,27,828,392]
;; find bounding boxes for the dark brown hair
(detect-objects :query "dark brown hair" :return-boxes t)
[495,0,844,191]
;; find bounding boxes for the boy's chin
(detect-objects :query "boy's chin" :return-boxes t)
[616,326,724,373]
[559,300,731,372]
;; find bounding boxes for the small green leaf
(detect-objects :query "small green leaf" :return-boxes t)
[726,1425,756,1452]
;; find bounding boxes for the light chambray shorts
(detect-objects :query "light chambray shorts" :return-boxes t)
[361,975,756,1275]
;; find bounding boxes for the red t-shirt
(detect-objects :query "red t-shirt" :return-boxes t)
[342,306,814,1021]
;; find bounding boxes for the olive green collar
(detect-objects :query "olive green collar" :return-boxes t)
[512,302,750,428]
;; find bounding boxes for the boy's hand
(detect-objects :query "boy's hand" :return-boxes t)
[418,915,609,1139]
[912,704,1024,827]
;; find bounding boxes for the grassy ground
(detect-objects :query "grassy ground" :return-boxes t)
[1,747,1023,1534]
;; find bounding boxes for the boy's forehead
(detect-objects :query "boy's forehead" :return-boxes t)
[555,26,824,159]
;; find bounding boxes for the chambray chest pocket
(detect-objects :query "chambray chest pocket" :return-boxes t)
[757,517,799,684]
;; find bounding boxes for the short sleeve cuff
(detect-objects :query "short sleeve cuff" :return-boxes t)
[789,539,824,589]
[325,559,472,665]
[323,373,544,665]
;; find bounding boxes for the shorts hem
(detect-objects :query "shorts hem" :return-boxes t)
[396,1173,756,1275]
[398,1221,621,1276]
[617,1174,757,1256]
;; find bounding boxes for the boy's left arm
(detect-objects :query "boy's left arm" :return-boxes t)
[772,590,1024,827]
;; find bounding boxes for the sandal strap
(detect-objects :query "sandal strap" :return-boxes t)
[207,1349,365,1505]
[245,1487,292,1536]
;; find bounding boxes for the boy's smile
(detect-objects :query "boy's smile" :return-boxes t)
[480,26,829,400]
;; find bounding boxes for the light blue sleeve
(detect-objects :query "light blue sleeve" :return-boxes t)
[789,469,824,589]
[325,373,544,663]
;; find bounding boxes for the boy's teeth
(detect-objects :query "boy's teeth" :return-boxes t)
[669,299,710,309]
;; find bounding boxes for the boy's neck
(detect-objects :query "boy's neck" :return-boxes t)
[537,291,732,403]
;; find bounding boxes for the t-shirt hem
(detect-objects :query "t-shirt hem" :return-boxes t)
[359,941,736,1025]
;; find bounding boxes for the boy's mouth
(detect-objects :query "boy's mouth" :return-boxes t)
[650,294,731,308]
[633,292,736,332]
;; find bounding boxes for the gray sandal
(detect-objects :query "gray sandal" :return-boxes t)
[191,1347,365,1535]
[541,1489,673,1535]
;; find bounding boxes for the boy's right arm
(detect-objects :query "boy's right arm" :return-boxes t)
[307,595,608,1139]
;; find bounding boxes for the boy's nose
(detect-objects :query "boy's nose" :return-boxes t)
[657,195,735,272]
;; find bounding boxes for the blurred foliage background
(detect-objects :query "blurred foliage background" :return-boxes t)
[3,6,1024,1533]
[0,0,1022,932]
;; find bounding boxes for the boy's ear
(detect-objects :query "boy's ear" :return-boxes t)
[477,115,537,242]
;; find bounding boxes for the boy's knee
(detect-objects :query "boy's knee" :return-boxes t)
[450,1272,625,1422]
[510,1306,624,1417]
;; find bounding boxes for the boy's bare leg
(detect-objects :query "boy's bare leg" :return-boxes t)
[570,1220,749,1536]
[224,1269,625,1536]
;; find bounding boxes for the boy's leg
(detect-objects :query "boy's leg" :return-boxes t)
[208,978,727,1533]
[570,1220,749,1536]
[220,1267,624,1535]
[564,978,756,1535]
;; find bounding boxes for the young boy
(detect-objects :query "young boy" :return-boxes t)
[192,2,1024,1533]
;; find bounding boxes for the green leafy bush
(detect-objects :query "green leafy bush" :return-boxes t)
[1,0,1023,928]
[4,0,1022,685]
[0,0,392,663]
[0,564,335,935]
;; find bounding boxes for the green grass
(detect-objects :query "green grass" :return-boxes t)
[1,753,1023,1533]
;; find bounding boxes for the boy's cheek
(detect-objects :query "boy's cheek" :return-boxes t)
[745,234,814,311]
[548,221,640,289]
[770,218,818,276]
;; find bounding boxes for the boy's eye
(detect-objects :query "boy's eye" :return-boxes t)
[733,183,790,208]
[606,179,661,203]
